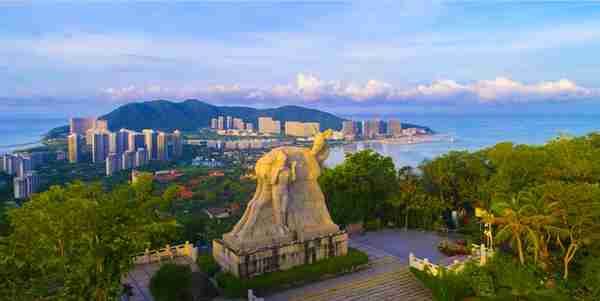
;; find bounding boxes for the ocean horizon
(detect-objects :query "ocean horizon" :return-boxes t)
[328,113,600,167]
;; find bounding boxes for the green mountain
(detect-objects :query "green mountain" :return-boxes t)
[99,99,346,132]
[45,99,433,139]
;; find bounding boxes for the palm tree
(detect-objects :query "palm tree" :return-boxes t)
[487,195,539,265]
[520,190,561,269]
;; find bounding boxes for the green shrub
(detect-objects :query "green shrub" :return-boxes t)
[197,254,220,276]
[483,253,569,301]
[216,248,368,298]
[150,263,193,301]
[462,261,494,297]
[411,266,473,301]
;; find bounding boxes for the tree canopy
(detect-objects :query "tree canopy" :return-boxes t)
[0,175,178,300]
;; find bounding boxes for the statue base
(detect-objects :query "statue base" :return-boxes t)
[212,231,348,278]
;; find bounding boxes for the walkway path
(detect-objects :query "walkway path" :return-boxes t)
[267,256,432,301]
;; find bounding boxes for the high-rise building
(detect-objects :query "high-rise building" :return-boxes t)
[157,131,169,161]
[342,121,356,137]
[172,130,183,158]
[85,128,95,145]
[128,132,145,152]
[361,120,368,138]
[91,131,110,163]
[68,133,81,163]
[246,123,254,132]
[109,132,118,154]
[361,120,380,139]
[122,150,135,170]
[379,120,388,136]
[106,153,121,176]
[13,176,27,199]
[70,117,96,135]
[135,148,148,167]
[217,116,225,130]
[211,118,218,129]
[387,120,402,137]
[116,129,130,154]
[226,116,233,130]
[258,117,281,134]
[17,156,32,178]
[143,129,158,160]
[2,154,17,175]
[233,118,245,130]
[13,171,39,199]
[284,121,320,137]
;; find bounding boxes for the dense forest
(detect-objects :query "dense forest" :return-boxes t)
[320,133,600,300]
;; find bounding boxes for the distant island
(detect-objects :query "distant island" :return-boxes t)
[45,99,433,139]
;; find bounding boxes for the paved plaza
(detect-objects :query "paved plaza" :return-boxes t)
[350,228,465,265]
[124,229,459,301]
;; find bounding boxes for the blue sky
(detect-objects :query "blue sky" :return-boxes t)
[2,1,600,116]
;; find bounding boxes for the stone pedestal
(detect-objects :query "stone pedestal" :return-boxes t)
[213,231,348,279]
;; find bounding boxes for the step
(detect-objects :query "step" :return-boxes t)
[292,268,432,301]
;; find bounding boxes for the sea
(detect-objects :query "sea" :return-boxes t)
[1,114,598,168]
[324,114,600,168]
[0,116,67,154]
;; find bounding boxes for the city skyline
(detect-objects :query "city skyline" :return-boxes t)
[2,1,600,116]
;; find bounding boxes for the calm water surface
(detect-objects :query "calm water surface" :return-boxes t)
[325,114,600,168]
[0,117,66,154]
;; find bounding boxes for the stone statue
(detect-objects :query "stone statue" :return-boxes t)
[223,129,340,251]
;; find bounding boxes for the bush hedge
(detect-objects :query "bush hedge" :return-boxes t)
[412,253,572,301]
[410,266,473,301]
[197,254,220,276]
[150,263,193,301]
[216,248,369,298]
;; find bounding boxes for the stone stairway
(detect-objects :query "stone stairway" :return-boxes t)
[288,258,432,301]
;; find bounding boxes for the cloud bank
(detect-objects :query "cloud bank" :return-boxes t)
[102,73,598,107]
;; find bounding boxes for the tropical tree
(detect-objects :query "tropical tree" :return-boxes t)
[0,178,178,300]
[516,188,561,268]
[488,195,539,265]
[540,182,600,279]
[320,150,397,225]
[387,166,420,230]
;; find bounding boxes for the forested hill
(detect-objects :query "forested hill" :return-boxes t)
[100,99,345,132]
[45,99,434,138]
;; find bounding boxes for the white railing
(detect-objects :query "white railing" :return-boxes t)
[409,253,463,276]
[409,244,494,276]
[133,241,197,265]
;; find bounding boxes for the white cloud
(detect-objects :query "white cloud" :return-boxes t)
[102,73,598,105]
